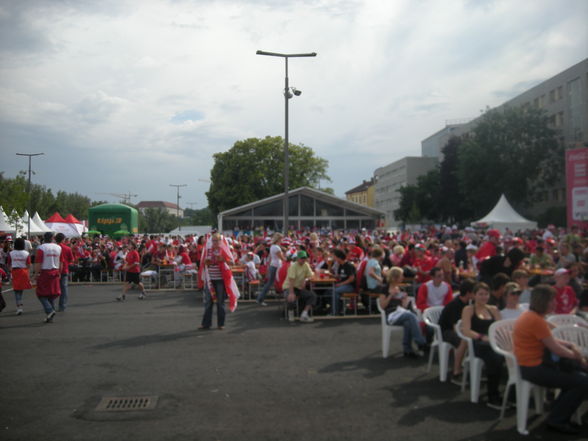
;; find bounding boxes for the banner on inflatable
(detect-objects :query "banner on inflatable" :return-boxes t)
[566,148,588,229]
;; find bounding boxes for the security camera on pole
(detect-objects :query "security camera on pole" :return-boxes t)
[256,50,317,234]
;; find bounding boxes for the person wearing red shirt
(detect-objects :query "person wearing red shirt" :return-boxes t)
[476,229,501,262]
[413,245,435,284]
[553,268,578,314]
[117,242,146,301]
[55,233,74,312]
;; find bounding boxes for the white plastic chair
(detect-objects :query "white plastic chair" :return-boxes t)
[489,319,545,432]
[455,319,484,403]
[548,324,588,426]
[376,297,403,359]
[423,306,453,382]
[547,314,588,328]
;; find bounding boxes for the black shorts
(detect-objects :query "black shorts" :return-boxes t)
[125,271,140,284]
[442,329,462,348]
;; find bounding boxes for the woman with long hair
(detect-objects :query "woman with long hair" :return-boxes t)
[461,282,504,409]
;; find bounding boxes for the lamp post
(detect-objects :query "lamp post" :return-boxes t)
[16,152,44,238]
[256,50,317,234]
[170,184,187,231]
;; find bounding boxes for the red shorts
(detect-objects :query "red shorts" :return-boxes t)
[12,268,32,291]
[36,269,61,297]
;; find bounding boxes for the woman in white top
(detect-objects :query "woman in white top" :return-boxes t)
[500,282,527,320]
[256,233,285,306]
[8,238,32,315]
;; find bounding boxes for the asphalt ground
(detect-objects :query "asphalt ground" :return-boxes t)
[0,284,586,441]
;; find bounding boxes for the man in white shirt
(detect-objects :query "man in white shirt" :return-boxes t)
[34,232,62,323]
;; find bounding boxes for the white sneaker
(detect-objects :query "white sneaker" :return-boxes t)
[300,313,314,323]
[16,308,23,316]
[138,293,145,300]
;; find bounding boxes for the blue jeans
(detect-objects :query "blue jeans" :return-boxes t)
[257,265,278,302]
[202,279,226,328]
[59,274,68,310]
[38,296,56,314]
[390,311,426,353]
[331,284,355,315]
[14,290,23,307]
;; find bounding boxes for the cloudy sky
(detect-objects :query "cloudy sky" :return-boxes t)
[1,0,587,211]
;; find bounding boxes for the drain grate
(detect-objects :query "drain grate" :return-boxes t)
[95,395,159,412]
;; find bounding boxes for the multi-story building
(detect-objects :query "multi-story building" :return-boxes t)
[421,58,588,218]
[421,120,471,160]
[345,178,376,208]
[375,157,438,227]
[136,201,184,218]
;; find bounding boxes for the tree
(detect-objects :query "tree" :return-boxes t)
[394,169,441,224]
[439,137,474,223]
[184,207,215,226]
[206,136,330,216]
[139,207,178,233]
[0,172,28,216]
[458,106,562,218]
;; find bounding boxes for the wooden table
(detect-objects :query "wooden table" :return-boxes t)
[309,276,337,315]
[231,266,246,293]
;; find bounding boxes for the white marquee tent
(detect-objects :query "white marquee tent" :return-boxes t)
[0,206,13,232]
[471,194,537,233]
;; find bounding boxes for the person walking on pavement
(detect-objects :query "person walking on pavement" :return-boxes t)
[55,233,73,312]
[8,237,32,315]
[34,232,62,323]
[117,242,147,301]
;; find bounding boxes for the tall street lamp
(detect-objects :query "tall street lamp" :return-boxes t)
[170,184,187,231]
[16,152,44,238]
[256,50,317,234]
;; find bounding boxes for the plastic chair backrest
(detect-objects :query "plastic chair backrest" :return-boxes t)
[552,324,588,355]
[455,319,475,361]
[376,297,387,327]
[489,319,518,373]
[547,314,588,327]
[424,306,444,340]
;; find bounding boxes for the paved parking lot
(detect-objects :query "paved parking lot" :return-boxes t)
[0,284,585,441]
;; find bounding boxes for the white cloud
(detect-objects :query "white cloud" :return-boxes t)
[0,0,586,209]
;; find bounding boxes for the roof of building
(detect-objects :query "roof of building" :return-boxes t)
[220,186,385,217]
[136,201,180,210]
[345,178,375,195]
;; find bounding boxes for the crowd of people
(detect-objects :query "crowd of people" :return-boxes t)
[1,224,588,433]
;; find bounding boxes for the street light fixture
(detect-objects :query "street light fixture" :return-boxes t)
[256,50,317,234]
[16,152,44,238]
[170,184,187,231]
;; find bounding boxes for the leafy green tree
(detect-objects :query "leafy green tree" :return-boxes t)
[206,136,330,216]
[0,172,28,216]
[184,207,215,225]
[458,106,561,218]
[140,207,177,233]
[439,137,474,223]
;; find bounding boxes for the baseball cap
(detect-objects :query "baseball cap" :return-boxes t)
[296,250,308,259]
[554,268,569,277]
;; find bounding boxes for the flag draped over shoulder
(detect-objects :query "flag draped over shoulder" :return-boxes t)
[198,234,240,312]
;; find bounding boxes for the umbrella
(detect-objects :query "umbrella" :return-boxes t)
[86,230,102,236]
[112,230,131,237]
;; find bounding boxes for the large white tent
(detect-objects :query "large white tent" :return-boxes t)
[471,194,537,233]
[0,206,13,232]
[32,212,53,233]
[21,211,45,235]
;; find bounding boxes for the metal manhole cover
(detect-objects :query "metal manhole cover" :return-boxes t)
[95,395,159,412]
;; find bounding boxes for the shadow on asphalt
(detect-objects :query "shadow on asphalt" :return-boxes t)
[89,329,202,350]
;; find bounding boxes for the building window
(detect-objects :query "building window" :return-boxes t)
[552,190,559,201]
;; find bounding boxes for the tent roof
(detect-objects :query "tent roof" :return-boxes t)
[0,206,13,232]
[472,194,537,231]
[46,212,66,223]
[64,214,81,224]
